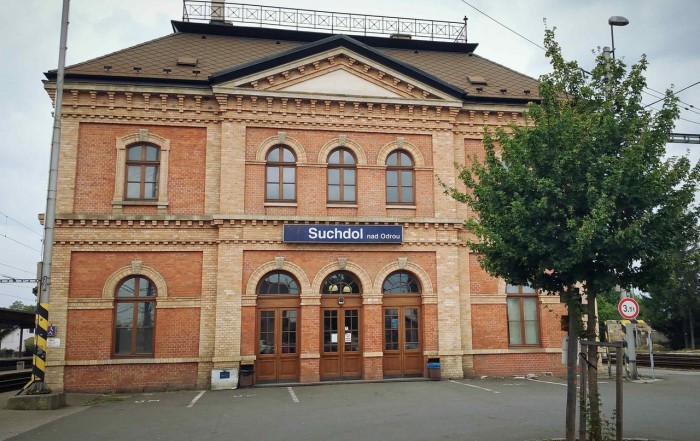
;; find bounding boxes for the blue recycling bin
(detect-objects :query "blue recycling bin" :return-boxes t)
[427,360,441,381]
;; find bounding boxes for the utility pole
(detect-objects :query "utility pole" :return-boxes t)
[26,0,70,395]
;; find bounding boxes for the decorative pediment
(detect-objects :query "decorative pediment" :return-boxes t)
[230,52,441,100]
[212,40,463,104]
[277,69,403,98]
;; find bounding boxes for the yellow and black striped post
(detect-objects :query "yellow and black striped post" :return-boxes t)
[22,274,52,394]
[32,302,50,384]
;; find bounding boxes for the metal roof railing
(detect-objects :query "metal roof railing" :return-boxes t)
[182,1,468,42]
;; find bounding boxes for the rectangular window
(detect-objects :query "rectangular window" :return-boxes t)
[386,171,398,203]
[506,284,540,346]
[115,300,155,355]
[124,145,160,201]
[115,304,134,353]
[135,302,155,353]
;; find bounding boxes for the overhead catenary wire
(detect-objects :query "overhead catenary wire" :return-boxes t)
[456,0,699,118]
[644,81,700,109]
[0,209,43,253]
[643,90,700,116]
[645,85,698,112]
[0,291,36,301]
[0,234,41,253]
[459,0,545,51]
[0,262,35,275]
[0,210,43,237]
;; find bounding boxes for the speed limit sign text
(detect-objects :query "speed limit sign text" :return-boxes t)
[618,297,640,320]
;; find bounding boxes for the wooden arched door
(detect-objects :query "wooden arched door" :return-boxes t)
[255,271,301,383]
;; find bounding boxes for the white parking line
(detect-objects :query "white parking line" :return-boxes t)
[187,390,206,408]
[527,378,566,386]
[525,378,608,386]
[449,379,500,393]
[287,386,300,403]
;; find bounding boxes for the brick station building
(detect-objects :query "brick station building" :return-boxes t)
[42,5,567,392]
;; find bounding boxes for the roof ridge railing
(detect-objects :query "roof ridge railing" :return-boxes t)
[182,0,468,42]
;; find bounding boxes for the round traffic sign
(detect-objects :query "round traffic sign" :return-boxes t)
[618,297,639,320]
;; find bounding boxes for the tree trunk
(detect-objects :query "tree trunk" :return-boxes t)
[586,289,603,441]
[565,291,578,441]
[683,313,690,349]
[690,307,696,350]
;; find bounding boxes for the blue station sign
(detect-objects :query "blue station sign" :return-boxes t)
[283,224,403,243]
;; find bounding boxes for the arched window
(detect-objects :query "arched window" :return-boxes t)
[266,145,296,201]
[386,151,414,204]
[321,271,361,294]
[258,271,300,295]
[114,276,156,356]
[327,148,356,203]
[382,271,421,294]
[125,144,160,200]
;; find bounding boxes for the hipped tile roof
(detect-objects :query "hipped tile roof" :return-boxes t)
[56,21,540,102]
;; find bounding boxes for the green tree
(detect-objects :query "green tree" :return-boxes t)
[24,337,36,355]
[8,300,35,313]
[443,29,700,441]
[641,241,700,349]
[595,288,619,339]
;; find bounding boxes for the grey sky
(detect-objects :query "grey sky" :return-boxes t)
[1,0,698,307]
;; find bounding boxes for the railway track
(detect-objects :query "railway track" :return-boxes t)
[607,351,700,370]
[0,370,31,393]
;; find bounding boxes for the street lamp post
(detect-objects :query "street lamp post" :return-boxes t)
[608,16,629,60]
[608,14,637,384]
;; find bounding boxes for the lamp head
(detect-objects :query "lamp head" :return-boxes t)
[608,16,629,26]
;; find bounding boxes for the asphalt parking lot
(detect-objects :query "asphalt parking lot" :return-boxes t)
[2,368,698,441]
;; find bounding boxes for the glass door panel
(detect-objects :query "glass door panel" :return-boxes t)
[281,310,297,354]
[404,308,419,350]
[344,309,359,352]
[260,310,275,354]
[402,307,422,375]
[323,310,339,353]
[384,308,399,351]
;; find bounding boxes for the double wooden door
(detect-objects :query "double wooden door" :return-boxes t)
[320,298,362,380]
[383,304,422,377]
[256,307,300,383]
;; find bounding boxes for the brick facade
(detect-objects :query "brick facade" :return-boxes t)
[42,20,566,392]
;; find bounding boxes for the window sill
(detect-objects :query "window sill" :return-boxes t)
[386,205,416,210]
[265,202,298,207]
[327,203,358,208]
[111,355,155,360]
[120,200,161,206]
[112,198,169,214]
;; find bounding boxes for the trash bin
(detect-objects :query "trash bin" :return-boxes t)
[239,364,254,388]
[427,359,441,381]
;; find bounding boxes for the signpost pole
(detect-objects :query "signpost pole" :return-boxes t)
[616,343,623,441]
[618,297,640,380]
[625,324,638,379]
